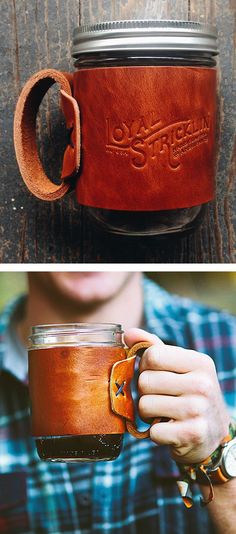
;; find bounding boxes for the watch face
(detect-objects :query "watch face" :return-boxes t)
[222,441,236,477]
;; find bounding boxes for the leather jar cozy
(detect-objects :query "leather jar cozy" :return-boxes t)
[14,66,216,210]
[29,341,153,440]
[14,20,218,235]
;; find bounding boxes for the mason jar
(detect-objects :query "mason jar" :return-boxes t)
[28,323,126,462]
[72,20,218,236]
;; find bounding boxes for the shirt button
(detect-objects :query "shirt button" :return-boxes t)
[78,494,91,507]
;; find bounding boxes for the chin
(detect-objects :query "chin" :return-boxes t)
[37,272,135,305]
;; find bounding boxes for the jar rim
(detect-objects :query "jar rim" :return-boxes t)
[72,19,218,57]
[29,323,124,350]
[30,323,123,336]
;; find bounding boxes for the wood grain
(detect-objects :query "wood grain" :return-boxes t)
[0,0,235,263]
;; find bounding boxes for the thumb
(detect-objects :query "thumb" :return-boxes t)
[124,327,164,348]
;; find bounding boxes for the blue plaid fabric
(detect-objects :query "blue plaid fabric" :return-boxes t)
[0,278,235,534]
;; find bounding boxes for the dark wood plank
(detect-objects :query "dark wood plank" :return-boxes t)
[0,0,235,263]
[0,0,83,264]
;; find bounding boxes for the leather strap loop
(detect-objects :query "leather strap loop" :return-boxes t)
[14,69,81,201]
[110,341,160,440]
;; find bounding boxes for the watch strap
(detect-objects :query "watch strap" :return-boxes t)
[202,420,236,483]
[208,468,229,484]
[176,419,236,508]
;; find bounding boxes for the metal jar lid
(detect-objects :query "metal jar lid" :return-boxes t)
[72,20,218,57]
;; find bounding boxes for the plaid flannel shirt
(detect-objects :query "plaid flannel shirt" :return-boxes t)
[0,278,235,534]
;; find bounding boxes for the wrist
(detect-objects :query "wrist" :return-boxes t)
[175,419,236,508]
[199,420,236,479]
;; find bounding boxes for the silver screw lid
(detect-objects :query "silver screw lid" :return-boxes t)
[72,20,218,57]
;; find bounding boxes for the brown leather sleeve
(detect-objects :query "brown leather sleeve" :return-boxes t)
[29,346,127,436]
[73,66,217,211]
[14,69,81,201]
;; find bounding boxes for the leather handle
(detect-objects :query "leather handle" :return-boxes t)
[14,69,81,201]
[110,341,160,440]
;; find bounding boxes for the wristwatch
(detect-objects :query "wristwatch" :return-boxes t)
[205,435,236,483]
[177,420,236,508]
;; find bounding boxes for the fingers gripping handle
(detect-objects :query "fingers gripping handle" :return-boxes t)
[110,342,160,440]
[14,69,81,201]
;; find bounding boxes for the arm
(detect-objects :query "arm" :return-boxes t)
[125,328,235,534]
[200,479,236,534]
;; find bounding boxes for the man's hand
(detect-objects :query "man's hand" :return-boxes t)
[125,328,230,465]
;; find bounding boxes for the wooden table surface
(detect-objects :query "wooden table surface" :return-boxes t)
[0,0,235,263]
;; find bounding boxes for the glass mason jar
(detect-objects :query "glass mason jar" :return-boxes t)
[28,323,126,462]
[72,20,218,236]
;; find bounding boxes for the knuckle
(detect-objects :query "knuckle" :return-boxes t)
[189,350,216,374]
[181,427,190,445]
[189,349,202,362]
[195,376,214,398]
[168,435,182,448]
[186,396,209,419]
[184,419,208,446]
[149,423,181,447]
[186,397,201,418]
[203,354,216,372]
